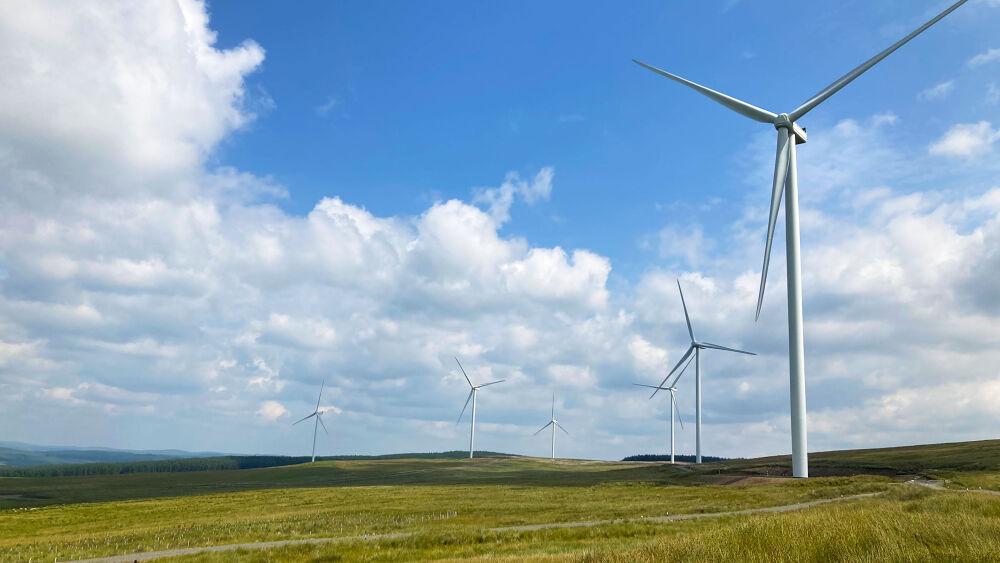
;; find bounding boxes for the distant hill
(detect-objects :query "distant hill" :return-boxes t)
[322,450,513,461]
[0,450,516,477]
[721,439,1000,477]
[0,442,224,468]
[622,454,734,463]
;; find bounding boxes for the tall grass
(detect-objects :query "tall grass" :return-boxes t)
[583,488,1000,562]
[0,473,885,560]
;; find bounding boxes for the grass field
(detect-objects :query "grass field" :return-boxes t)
[1,440,997,561]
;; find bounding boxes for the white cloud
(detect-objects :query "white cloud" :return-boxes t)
[657,225,712,267]
[0,0,264,197]
[968,47,1000,68]
[929,121,1000,158]
[474,167,554,224]
[628,336,668,377]
[917,80,955,101]
[256,400,288,422]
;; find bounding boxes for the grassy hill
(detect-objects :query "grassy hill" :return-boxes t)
[0,439,996,561]
[0,446,189,468]
[0,442,222,468]
[0,450,514,477]
[1,440,997,509]
[708,439,1000,477]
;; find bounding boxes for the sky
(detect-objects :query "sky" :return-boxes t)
[1,0,999,461]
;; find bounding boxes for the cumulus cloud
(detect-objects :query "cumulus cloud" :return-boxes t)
[474,168,554,224]
[929,121,999,158]
[657,225,712,268]
[0,0,264,198]
[256,400,288,422]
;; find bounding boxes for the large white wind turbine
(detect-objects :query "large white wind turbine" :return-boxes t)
[292,380,330,463]
[650,280,754,464]
[455,357,505,459]
[533,392,569,460]
[633,381,684,464]
[634,0,967,477]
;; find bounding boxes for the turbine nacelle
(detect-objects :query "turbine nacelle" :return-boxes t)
[772,113,808,144]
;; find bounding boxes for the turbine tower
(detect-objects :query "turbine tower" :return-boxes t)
[650,280,754,464]
[292,380,330,463]
[455,357,505,459]
[533,392,569,460]
[634,0,967,477]
[633,382,684,463]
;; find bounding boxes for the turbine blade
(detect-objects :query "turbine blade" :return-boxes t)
[672,392,685,430]
[293,412,317,426]
[556,422,569,435]
[699,341,756,356]
[633,59,777,123]
[757,129,790,321]
[677,279,695,342]
[317,414,329,435]
[668,351,697,388]
[790,0,968,121]
[455,357,474,388]
[633,383,665,390]
[551,392,555,420]
[534,421,553,436]
[652,345,694,399]
[456,389,473,424]
[478,379,506,388]
[315,379,325,413]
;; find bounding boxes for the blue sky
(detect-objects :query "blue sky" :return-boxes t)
[206,0,993,278]
[0,0,998,460]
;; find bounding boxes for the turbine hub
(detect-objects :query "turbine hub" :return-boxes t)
[774,113,808,144]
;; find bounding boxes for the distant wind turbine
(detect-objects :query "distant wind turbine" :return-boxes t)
[633,0,967,477]
[455,357,505,459]
[651,280,754,464]
[533,392,569,460]
[633,379,685,464]
[292,380,330,463]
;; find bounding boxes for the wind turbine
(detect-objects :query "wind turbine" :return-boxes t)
[455,357,505,459]
[533,392,569,460]
[292,380,330,463]
[633,379,685,464]
[634,1,967,477]
[650,280,754,464]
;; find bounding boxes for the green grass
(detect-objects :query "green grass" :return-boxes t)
[156,488,1000,562]
[148,488,1000,562]
[0,457,676,509]
[0,440,997,561]
[0,459,885,561]
[584,488,1000,562]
